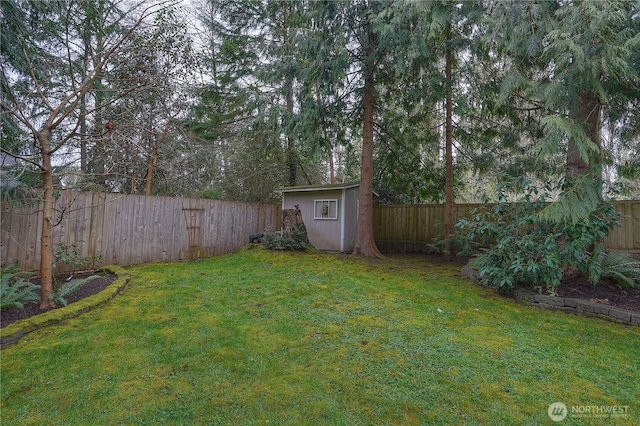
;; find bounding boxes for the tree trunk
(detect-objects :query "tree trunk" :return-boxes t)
[38,132,56,309]
[329,147,335,184]
[354,26,381,258]
[444,30,455,260]
[90,30,106,188]
[283,3,297,187]
[80,95,88,175]
[145,143,158,196]
[286,86,297,186]
[145,121,172,196]
[567,94,602,185]
[80,26,91,177]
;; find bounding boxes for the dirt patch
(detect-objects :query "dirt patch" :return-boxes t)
[555,274,640,313]
[1,272,117,328]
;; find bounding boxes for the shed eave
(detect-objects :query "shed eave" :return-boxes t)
[279,183,360,193]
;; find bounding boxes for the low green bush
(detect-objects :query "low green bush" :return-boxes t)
[457,180,621,294]
[0,264,39,310]
[426,228,482,257]
[262,225,309,251]
[54,243,103,272]
[588,250,640,288]
[1,263,101,309]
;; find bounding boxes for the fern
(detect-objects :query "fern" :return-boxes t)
[50,275,100,307]
[1,265,39,310]
[589,251,640,288]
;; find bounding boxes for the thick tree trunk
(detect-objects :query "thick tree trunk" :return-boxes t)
[354,27,381,258]
[567,94,602,185]
[38,133,56,309]
[286,90,297,186]
[443,31,455,260]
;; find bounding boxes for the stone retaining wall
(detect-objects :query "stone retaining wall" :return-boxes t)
[511,287,640,326]
[461,265,640,327]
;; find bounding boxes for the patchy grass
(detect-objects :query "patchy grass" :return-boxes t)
[1,250,638,425]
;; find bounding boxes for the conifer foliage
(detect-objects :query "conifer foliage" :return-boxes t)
[1,0,639,276]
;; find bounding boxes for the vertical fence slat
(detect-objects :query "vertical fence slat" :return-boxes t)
[3,192,636,269]
[373,201,640,254]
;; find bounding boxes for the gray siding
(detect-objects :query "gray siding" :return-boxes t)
[282,187,358,252]
[341,187,359,252]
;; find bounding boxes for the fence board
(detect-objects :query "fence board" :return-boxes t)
[3,193,636,270]
[374,201,640,254]
[605,201,640,252]
[28,203,41,269]
[2,191,281,271]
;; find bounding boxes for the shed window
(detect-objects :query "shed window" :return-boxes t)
[314,199,338,220]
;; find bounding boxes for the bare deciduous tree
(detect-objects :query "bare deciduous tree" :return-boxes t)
[1,1,167,308]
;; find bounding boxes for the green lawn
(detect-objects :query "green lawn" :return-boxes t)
[1,249,638,425]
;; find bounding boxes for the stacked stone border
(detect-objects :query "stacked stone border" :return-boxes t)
[461,264,640,327]
[0,266,130,348]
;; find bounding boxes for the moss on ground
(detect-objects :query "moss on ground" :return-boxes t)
[0,266,130,347]
[1,250,638,425]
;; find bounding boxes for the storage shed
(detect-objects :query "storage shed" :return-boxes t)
[281,183,359,253]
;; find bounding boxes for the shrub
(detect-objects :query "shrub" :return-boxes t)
[194,189,223,200]
[426,228,482,257]
[263,226,309,251]
[54,243,103,272]
[457,180,621,294]
[1,264,39,310]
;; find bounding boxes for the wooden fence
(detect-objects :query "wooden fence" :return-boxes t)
[1,191,281,271]
[2,192,638,270]
[373,201,640,254]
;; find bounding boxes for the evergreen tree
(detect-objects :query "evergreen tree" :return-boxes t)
[190,0,323,200]
[307,0,408,257]
[491,0,640,221]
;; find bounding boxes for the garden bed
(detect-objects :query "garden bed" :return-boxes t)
[555,274,640,313]
[461,262,640,326]
[1,272,117,328]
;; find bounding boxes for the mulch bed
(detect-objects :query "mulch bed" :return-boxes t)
[555,274,640,313]
[1,272,117,328]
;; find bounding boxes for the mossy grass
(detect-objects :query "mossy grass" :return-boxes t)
[0,266,130,346]
[1,250,638,424]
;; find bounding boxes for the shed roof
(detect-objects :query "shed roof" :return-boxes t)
[280,182,360,193]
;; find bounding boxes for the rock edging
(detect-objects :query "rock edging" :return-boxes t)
[0,266,130,348]
[461,264,639,327]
